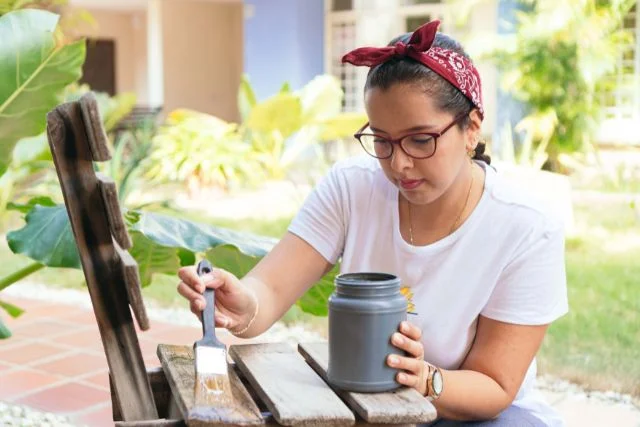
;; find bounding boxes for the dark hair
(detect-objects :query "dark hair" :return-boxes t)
[365,32,491,165]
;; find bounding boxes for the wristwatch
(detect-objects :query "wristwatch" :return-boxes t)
[425,363,444,400]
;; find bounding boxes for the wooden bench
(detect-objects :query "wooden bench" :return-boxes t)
[46,93,437,426]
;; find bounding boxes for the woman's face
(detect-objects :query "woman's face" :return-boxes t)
[363,83,479,206]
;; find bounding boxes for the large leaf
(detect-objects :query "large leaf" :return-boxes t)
[0,299,24,318]
[205,244,260,278]
[245,92,302,139]
[6,204,80,268]
[6,204,336,317]
[129,231,181,287]
[0,9,86,176]
[129,211,277,258]
[295,265,338,316]
[0,317,10,338]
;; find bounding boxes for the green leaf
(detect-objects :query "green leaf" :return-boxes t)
[7,195,56,213]
[0,299,23,318]
[205,244,260,278]
[12,134,52,166]
[0,9,86,176]
[129,231,181,287]
[130,211,277,258]
[298,75,343,123]
[246,92,302,139]
[238,74,257,123]
[318,112,368,141]
[178,248,196,267]
[296,265,339,317]
[7,204,80,268]
[0,317,11,339]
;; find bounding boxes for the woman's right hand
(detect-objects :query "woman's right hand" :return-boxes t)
[177,265,257,331]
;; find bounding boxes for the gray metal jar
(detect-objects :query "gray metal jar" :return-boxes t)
[327,272,408,393]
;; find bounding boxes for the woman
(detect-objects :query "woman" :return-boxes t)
[177,20,568,426]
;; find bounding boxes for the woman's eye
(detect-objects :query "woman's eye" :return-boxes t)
[374,137,388,144]
[411,136,434,144]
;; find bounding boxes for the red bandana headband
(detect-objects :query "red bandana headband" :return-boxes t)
[342,20,484,118]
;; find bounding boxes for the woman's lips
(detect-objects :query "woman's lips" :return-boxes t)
[399,179,424,190]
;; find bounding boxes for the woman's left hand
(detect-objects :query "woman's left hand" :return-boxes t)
[387,320,428,395]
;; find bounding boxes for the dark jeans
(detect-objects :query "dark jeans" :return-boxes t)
[424,405,547,427]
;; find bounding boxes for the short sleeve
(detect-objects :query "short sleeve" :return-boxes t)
[481,217,569,325]
[288,164,349,264]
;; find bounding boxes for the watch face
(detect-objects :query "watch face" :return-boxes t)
[432,369,443,395]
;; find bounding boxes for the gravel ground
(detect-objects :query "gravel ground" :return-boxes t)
[1,283,638,425]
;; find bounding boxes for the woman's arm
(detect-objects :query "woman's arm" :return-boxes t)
[231,231,334,337]
[432,316,548,421]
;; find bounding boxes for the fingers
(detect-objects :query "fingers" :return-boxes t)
[177,282,205,310]
[399,321,422,341]
[387,353,424,374]
[395,371,422,389]
[387,354,427,394]
[392,332,423,359]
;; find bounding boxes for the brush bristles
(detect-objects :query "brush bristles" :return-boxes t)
[195,346,228,375]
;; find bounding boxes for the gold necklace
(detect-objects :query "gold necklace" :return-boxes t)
[408,164,475,245]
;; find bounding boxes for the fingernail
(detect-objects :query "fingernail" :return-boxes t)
[393,333,404,345]
[401,321,409,332]
[398,373,406,382]
[389,356,398,366]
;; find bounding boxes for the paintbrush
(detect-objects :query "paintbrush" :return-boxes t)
[193,259,233,402]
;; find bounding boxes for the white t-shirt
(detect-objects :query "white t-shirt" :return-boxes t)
[288,155,569,426]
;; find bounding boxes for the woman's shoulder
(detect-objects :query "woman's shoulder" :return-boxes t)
[483,164,565,236]
[326,155,387,190]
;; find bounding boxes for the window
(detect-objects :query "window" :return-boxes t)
[601,4,639,122]
[405,14,433,32]
[332,0,353,11]
[329,20,358,111]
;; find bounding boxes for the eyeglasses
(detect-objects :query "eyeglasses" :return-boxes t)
[353,113,468,160]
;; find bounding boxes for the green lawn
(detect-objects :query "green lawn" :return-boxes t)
[1,199,638,395]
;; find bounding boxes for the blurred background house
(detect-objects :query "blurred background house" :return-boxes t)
[63,0,639,148]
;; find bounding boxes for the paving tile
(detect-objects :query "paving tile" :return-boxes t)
[31,352,107,377]
[16,382,110,413]
[10,318,80,339]
[0,369,62,400]
[53,328,104,352]
[72,404,115,427]
[0,341,71,365]
[557,397,640,427]
[146,324,202,346]
[79,370,110,391]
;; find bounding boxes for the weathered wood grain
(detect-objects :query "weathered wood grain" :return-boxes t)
[113,239,149,330]
[96,172,132,250]
[47,102,157,421]
[298,342,436,425]
[229,343,355,426]
[79,92,111,161]
[157,344,264,426]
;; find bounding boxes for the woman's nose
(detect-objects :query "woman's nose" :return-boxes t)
[390,145,413,172]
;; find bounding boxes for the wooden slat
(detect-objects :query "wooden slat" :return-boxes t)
[79,92,111,161]
[46,103,157,421]
[111,368,175,421]
[156,344,264,426]
[113,239,149,330]
[298,342,437,425]
[96,172,132,250]
[115,420,185,427]
[229,343,355,426]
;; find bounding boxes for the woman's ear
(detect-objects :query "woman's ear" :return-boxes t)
[466,109,483,150]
